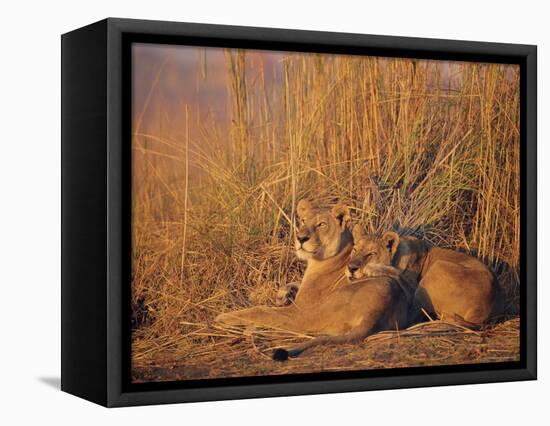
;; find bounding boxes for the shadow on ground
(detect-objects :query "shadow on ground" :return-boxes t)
[38,377,61,390]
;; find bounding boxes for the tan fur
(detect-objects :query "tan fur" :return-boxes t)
[215,200,413,359]
[274,281,300,306]
[348,225,497,327]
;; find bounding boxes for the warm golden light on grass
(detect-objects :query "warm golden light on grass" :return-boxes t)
[130,45,520,381]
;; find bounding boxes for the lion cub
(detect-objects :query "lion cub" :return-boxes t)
[348,225,497,327]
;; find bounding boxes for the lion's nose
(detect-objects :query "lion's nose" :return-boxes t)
[297,235,310,244]
[348,265,359,274]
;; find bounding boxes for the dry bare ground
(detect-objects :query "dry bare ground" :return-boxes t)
[131,47,520,382]
[132,319,519,382]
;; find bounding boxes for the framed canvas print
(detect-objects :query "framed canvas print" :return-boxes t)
[61,18,537,407]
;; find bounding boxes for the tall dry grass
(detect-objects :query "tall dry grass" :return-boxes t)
[130,50,520,367]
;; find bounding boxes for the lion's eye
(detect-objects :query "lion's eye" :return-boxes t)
[317,222,327,228]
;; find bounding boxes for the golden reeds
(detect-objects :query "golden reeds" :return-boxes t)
[130,49,520,378]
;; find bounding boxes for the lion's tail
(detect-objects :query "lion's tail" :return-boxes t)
[272,329,367,361]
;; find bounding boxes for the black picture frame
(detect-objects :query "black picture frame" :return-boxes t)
[61,17,537,407]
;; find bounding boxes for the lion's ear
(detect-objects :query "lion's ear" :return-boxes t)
[382,231,400,257]
[297,199,313,219]
[331,203,351,228]
[352,224,366,241]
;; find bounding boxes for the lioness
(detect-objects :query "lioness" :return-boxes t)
[348,225,497,327]
[215,200,413,359]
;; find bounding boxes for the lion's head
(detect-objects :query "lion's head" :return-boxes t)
[346,225,400,280]
[294,199,352,262]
